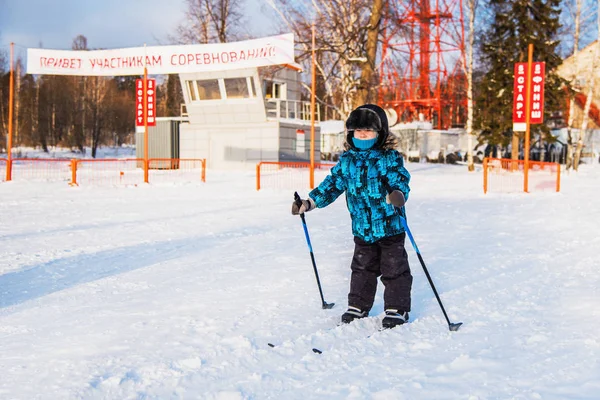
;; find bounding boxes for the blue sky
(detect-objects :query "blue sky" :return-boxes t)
[0,0,278,52]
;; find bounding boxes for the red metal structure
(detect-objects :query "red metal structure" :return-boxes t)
[378,0,467,129]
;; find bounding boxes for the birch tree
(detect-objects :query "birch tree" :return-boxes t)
[573,0,600,170]
[565,0,582,170]
[465,0,478,171]
[14,58,21,146]
[0,51,7,148]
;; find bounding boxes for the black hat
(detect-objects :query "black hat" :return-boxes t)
[345,104,389,149]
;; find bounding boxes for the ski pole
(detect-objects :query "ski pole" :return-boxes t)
[294,192,335,310]
[400,217,462,331]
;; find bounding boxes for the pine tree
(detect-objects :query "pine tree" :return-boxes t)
[475,0,567,159]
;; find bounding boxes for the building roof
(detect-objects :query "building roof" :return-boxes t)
[557,40,600,89]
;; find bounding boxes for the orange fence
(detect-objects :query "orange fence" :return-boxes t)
[483,157,560,194]
[147,158,206,184]
[1,158,206,186]
[4,158,73,183]
[256,161,335,191]
[74,159,145,186]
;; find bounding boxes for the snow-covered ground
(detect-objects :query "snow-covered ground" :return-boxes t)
[1,160,599,399]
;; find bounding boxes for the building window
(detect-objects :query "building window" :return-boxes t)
[224,77,251,99]
[273,82,282,99]
[187,76,257,102]
[187,80,197,101]
[196,79,221,100]
[264,80,285,99]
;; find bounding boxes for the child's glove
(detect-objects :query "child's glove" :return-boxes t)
[386,190,406,208]
[292,197,316,215]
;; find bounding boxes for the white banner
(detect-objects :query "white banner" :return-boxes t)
[27,34,295,76]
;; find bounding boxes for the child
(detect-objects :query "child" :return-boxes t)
[292,104,412,329]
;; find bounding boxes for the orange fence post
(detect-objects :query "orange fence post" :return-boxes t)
[556,163,561,192]
[5,160,12,182]
[201,159,206,183]
[483,157,488,194]
[70,159,78,186]
[256,163,261,191]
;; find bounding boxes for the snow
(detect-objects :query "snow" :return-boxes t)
[1,157,600,399]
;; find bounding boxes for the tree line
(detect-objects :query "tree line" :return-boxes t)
[1,0,598,168]
[0,35,184,158]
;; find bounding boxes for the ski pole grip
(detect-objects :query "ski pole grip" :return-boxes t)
[294,191,303,207]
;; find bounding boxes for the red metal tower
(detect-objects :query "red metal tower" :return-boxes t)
[378,0,467,129]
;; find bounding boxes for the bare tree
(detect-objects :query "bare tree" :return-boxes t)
[565,0,583,171]
[265,0,386,116]
[354,0,384,106]
[72,35,88,152]
[165,75,185,116]
[173,0,245,44]
[0,50,7,148]
[0,48,6,71]
[14,57,22,146]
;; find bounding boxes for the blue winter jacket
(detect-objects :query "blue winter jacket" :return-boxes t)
[309,148,411,243]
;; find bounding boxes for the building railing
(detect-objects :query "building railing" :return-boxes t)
[265,99,322,121]
[181,98,342,121]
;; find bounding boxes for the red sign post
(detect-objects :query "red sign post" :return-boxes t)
[135,78,156,127]
[513,44,545,192]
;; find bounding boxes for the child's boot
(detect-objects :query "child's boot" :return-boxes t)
[341,306,367,324]
[382,309,409,329]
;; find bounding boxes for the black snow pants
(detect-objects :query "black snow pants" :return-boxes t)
[348,233,413,313]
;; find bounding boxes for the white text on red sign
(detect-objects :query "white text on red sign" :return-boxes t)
[512,62,545,131]
[135,78,156,127]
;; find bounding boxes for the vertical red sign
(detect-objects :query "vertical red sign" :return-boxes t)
[513,62,545,131]
[529,62,545,124]
[135,78,157,127]
[513,63,527,132]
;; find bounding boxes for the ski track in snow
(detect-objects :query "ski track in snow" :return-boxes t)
[1,164,599,399]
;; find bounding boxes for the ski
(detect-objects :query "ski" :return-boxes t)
[266,318,404,353]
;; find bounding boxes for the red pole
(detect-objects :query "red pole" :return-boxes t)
[524,44,533,193]
[6,42,14,181]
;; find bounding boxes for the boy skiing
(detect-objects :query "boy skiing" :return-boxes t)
[292,104,413,329]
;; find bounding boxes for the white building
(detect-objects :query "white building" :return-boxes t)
[177,66,321,170]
